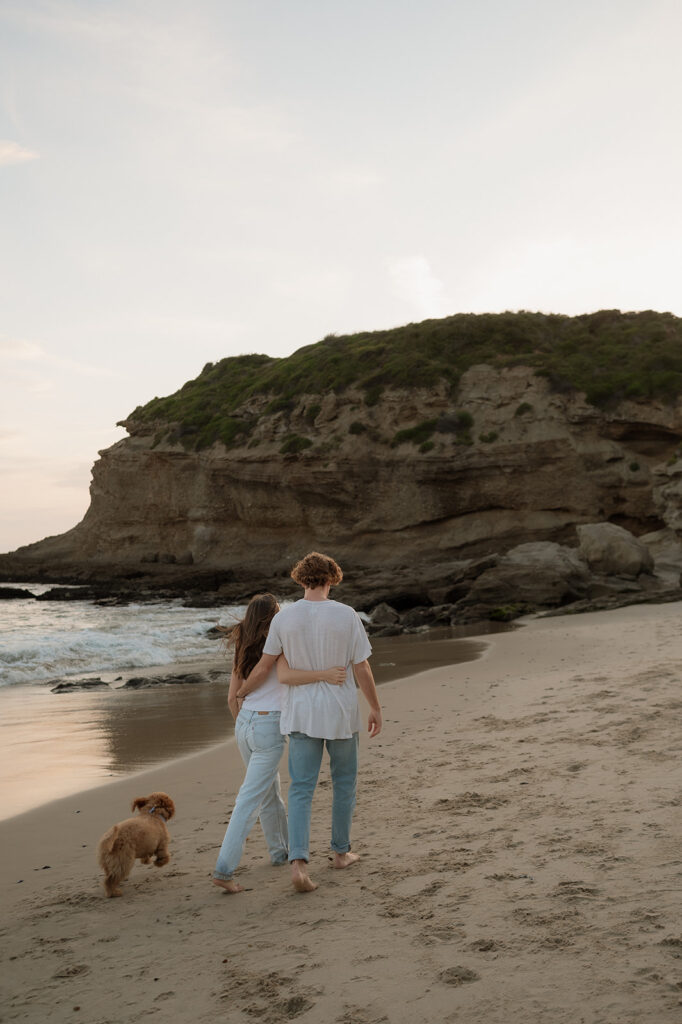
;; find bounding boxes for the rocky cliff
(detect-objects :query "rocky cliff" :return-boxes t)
[2,311,682,610]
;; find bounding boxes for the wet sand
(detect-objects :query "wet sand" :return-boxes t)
[1,603,680,1024]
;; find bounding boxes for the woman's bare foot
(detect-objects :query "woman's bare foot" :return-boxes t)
[331,851,360,869]
[212,878,244,894]
[291,859,318,892]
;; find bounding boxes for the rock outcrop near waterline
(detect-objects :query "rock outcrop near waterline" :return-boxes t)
[1,312,682,618]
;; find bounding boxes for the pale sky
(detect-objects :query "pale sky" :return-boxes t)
[1,0,681,552]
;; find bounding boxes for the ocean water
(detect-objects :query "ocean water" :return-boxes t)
[0,583,242,687]
[0,583,244,819]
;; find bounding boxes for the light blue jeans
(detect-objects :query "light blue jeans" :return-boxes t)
[287,731,359,863]
[213,710,288,881]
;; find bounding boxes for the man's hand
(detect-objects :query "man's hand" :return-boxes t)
[323,666,346,686]
[353,660,382,738]
[367,708,382,738]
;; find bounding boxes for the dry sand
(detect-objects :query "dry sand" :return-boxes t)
[1,602,681,1024]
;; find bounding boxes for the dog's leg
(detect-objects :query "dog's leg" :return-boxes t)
[104,877,124,897]
[154,841,170,867]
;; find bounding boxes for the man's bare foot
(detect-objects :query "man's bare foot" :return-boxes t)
[212,878,244,894]
[331,851,360,869]
[291,859,318,892]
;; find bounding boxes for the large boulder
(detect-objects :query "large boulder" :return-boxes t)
[460,542,590,610]
[577,523,654,577]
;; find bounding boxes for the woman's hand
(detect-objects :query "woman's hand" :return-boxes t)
[323,666,346,686]
[227,668,243,721]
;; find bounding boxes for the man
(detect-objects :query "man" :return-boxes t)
[238,551,382,892]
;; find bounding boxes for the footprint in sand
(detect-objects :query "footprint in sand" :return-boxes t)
[659,937,682,957]
[485,872,533,882]
[552,880,600,901]
[439,966,480,986]
[468,938,502,952]
[52,964,90,979]
[219,968,316,1022]
[336,1007,390,1023]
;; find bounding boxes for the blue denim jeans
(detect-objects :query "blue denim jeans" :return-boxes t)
[287,731,359,863]
[213,711,288,880]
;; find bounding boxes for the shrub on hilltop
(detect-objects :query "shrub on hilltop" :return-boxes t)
[123,310,682,450]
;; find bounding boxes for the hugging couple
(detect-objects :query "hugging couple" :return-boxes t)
[212,551,383,894]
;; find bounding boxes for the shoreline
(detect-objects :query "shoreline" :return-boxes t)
[2,600,681,1023]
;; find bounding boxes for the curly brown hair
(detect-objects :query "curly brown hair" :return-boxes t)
[229,593,279,679]
[290,551,343,590]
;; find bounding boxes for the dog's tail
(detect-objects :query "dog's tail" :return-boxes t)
[98,825,130,897]
[97,824,120,864]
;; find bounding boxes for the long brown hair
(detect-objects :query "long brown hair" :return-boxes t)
[230,593,279,680]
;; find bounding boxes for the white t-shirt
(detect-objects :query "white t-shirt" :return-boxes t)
[241,662,284,712]
[263,599,372,740]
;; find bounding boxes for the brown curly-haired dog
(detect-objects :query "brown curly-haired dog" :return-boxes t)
[97,792,175,897]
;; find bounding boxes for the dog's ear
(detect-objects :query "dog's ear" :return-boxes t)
[131,796,148,813]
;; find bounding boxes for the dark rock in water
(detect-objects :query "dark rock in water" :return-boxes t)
[164,672,208,685]
[121,676,164,689]
[121,672,209,689]
[368,623,404,638]
[400,603,457,628]
[36,584,155,604]
[205,626,224,639]
[183,592,225,608]
[0,586,35,599]
[51,679,111,693]
[37,586,103,602]
[369,602,400,626]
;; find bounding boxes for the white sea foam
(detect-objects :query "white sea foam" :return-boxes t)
[0,588,242,687]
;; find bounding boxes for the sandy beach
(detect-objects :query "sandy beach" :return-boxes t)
[1,601,681,1024]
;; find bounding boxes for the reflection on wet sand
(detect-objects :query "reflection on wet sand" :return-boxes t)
[98,683,233,774]
[1,623,513,820]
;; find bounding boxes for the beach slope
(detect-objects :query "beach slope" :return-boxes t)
[1,603,681,1024]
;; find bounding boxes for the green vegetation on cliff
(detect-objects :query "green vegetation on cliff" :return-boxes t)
[125,310,682,450]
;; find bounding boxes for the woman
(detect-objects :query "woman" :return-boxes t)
[212,593,344,893]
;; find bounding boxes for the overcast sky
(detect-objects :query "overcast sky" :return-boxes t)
[1,0,681,552]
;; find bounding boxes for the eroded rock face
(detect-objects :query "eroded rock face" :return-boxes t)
[2,367,681,589]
